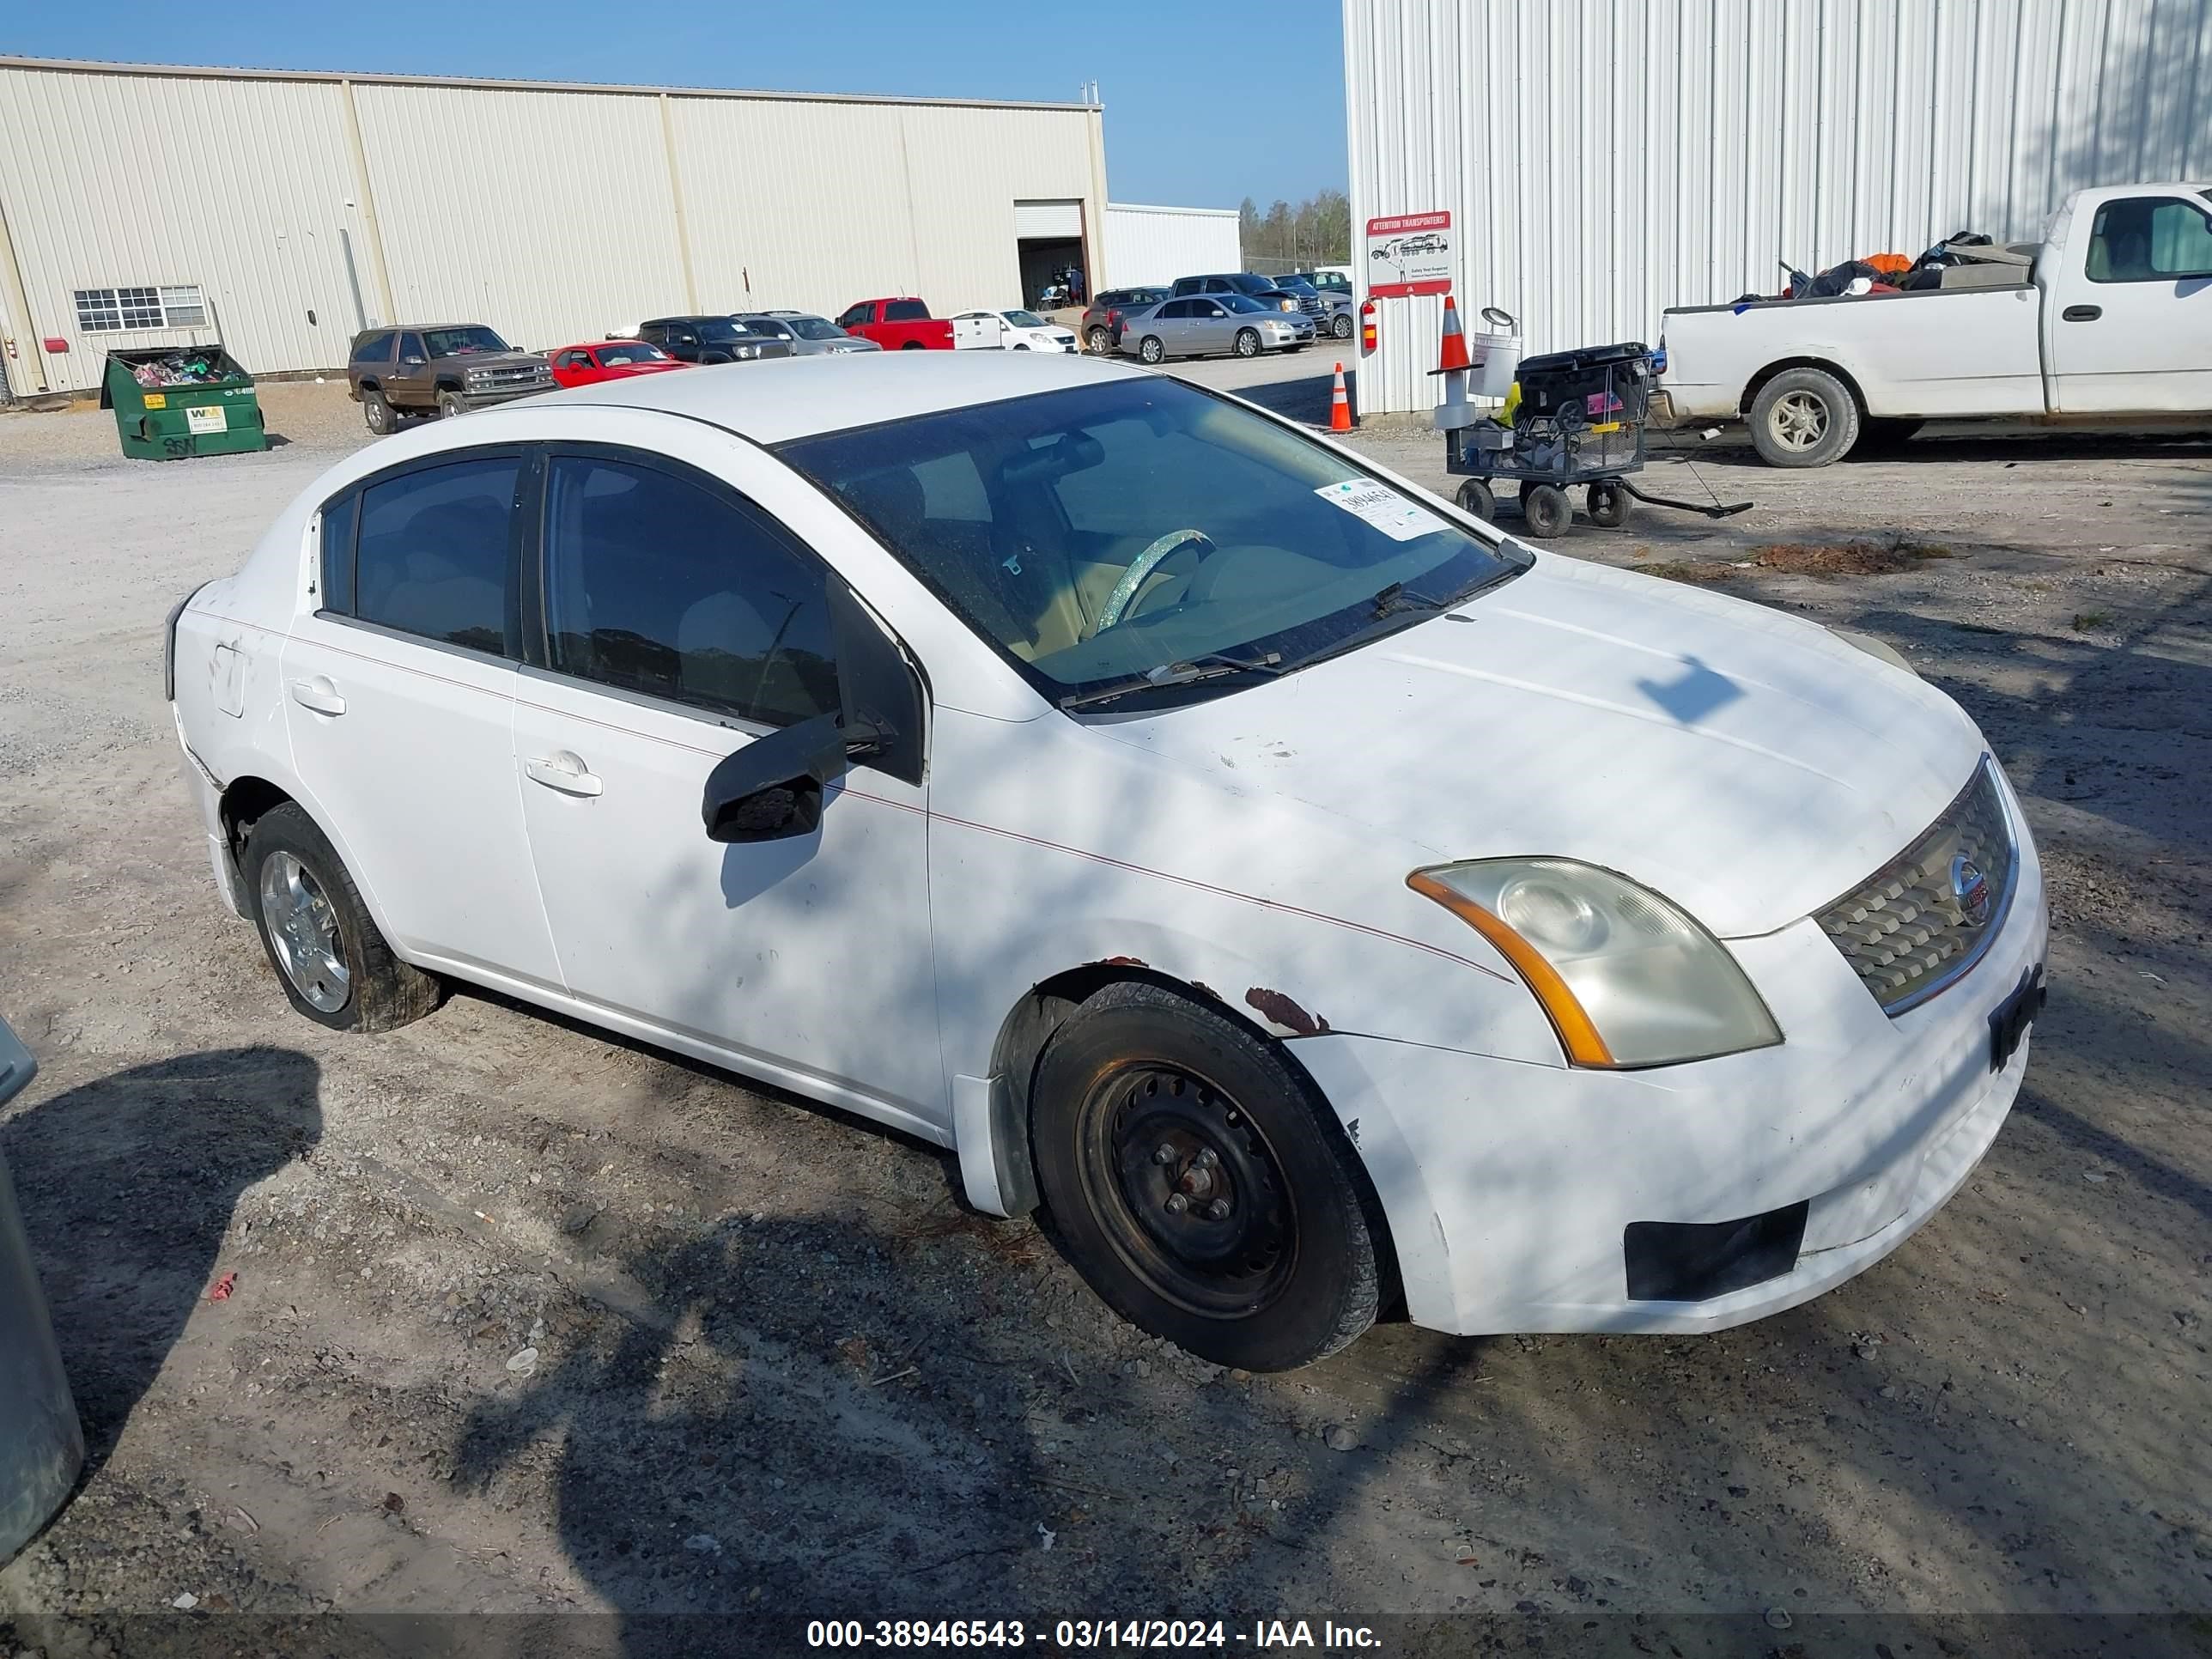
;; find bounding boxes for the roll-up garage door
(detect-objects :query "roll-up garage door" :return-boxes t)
[1014,200,1083,237]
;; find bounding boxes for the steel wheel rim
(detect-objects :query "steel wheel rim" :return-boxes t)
[1075,1060,1297,1318]
[259,851,350,1012]
[1771,390,1828,449]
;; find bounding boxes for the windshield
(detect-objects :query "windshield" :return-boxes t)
[787,317,847,340]
[597,342,672,365]
[698,319,762,343]
[423,326,511,356]
[779,379,1525,710]
[1274,278,1319,295]
[1218,293,1273,313]
[1003,309,1048,328]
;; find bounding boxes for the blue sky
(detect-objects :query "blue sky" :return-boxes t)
[11,0,1349,209]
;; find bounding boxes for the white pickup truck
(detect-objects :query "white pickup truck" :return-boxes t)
[1656,181,2212,465]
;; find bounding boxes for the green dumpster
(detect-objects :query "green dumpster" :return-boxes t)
[100,345,268,460]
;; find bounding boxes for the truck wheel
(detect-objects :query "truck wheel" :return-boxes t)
[901,342,926,350]
[362,390,393,434]
[1087,327,1110,353]
[1586,479,1632,527]
[1139,336,1165,365]
[1856,417,1923,454]
[1749,368,1859,467]
[436,390,467,421]
[1522,482,1573,538]
[1234,329,1261,358]
[1332,313,1354,339]
[1029,981,1385,1371]
[1455,477,1498,521]
[246,803,439,1033]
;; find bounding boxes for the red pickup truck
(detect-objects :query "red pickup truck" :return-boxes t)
[834,298,1001,351]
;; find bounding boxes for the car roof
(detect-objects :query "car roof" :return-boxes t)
[510,350,1148,445]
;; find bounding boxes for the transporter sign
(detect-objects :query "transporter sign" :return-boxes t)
[1366,210,1453,296]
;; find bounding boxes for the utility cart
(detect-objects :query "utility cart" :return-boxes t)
[1445,337,1749,538]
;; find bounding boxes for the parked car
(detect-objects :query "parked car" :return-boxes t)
[1081,287,1169,353]
[1170,271,1326,328]
[738,313,883,356]
[1273,274,1355,339]
[1657,179,2212,465]
[834,297,1004,350]
[1119,293,1311,362]
[635,316,794,366]
[953,308,1079,352]
[546,340,693,389]
[347,325,553,433]
[168,352,2047,1372]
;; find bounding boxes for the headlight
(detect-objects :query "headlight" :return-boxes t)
[1407,859,1781,1067]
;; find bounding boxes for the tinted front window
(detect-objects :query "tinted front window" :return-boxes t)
[885,300,929,322]
[2087,197,2212,281]
[355,458,519,655]
[398,333,427,362]
[780,380,1522,707]
[422,326,512,356]
[543,455,839,727]
[350,332,392,365]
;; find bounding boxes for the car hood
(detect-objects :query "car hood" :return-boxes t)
[1096,553,1985,938]
[451,351,546,369]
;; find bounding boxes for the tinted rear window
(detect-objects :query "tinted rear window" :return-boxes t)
[885,301,929,322]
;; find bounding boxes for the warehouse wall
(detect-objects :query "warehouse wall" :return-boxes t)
[0,59,1105,394]
[1103,203,1243,287]
[1346,0,2212,415]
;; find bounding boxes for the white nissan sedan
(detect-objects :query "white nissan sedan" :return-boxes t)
[167,353,2046,1370]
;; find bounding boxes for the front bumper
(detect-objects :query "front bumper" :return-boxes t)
[1295,790,2049,1336]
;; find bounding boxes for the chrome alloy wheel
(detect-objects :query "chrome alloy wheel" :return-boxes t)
[259,851,350,1012]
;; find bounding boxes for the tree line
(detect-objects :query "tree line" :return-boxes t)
[1239,190,1352,273]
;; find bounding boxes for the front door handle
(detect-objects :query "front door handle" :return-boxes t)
[289,676,346,716]
[2061,304,2102,322]
[524,752,604,797]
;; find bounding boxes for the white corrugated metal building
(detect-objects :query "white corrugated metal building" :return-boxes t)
[1346,0,2212,416]
[0,57,1109,396]
[1102,203,1243,287]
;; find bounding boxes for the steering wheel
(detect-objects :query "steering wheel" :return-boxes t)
[1087,528,1215,638]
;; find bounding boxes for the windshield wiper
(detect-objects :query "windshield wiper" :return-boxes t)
[1368,581,1450,619]
[1057,651,1285,712]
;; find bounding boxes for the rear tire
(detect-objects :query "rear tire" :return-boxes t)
[1522,482,1573,538]
[1748,367,1860,468]
[1139,335,1165,365]
[1087,327,1110,353]
[901,342,926,350]
[1030,982,1383,1371]
[245,804,438,1034]
[1331,313,1354,339]
[1234,328,1261,359]
[1586,479,1632,528]
[362,390,393,434]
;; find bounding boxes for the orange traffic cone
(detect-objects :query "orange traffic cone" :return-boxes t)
[1329,362,1352,432]
[1429,294,1471,374]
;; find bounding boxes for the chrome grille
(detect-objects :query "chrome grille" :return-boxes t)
[1816,757,2016,1014]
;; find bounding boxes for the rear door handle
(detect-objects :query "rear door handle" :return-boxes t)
[524,752,603,797]
[2061,304,2102,322]
[289,676,346,716]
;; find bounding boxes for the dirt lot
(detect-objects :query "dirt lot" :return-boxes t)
[2,378,2209,1656]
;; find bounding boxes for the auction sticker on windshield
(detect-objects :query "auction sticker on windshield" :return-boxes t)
[1316,478,1449,541]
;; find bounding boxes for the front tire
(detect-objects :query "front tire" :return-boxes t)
[246,804,438,1033]
[1455,477,1498,521]
[362,390,393,434]
[436,389,467,421]
[1139,335,1165,365]
[1030,983,1383,1371]
[1586,478,1632,528]
[1748,367,1860,467]
[1234,328,1261,359]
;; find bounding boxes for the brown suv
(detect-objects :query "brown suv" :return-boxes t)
[346,325,555,433]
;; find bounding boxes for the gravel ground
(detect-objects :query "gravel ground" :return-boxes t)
[1,377,2208,1656]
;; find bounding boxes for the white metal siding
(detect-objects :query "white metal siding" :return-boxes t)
[0,60,1105,392]
[0,66,364,395]
[1346,0,2212,415]
[1103,203,1243,287]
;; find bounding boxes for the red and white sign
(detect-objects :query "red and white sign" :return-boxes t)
[1365,210,1453,297]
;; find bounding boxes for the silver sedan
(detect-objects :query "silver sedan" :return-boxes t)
[736,312,883,355]
[1117,294,1313,363]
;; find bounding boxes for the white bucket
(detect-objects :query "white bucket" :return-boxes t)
[1468,330,1520,400]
